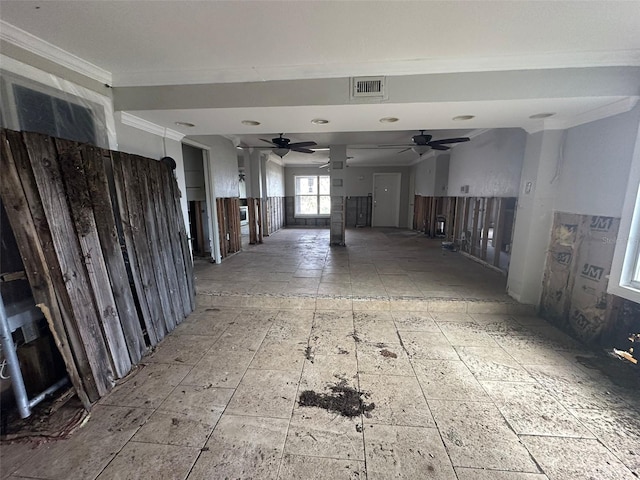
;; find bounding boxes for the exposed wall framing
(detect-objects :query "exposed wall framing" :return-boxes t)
[0,129,194,406]
[413,195,516,271]
[215,197,242,258]
[247,197,263,245]
[265,196,284,235]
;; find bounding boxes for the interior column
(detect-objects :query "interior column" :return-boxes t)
[507,129,564,305]
[329,145,346,246]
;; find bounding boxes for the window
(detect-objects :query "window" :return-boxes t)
[609,122,640,303]
[0,70,108,148]
[295,175,330,216]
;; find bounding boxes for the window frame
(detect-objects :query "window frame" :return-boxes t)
[609,120,640,303]
[294,175,331,218]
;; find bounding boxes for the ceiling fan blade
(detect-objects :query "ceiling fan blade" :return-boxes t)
[291,147,315,154]
[430,145,450,151]
[259,138,277,146]
[318,162,330,168]
[429,137,470,145]
[397,147,411,154]
[289,141,317,148]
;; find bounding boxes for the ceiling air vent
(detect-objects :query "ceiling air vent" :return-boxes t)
[351,76,386,99]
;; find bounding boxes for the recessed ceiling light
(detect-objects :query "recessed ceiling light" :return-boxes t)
[529,112,555,119]
[452,115,475,121]
[175,121,195,127]
[379,117,399,123]
[241,120,261,126]
[311,118,329,125]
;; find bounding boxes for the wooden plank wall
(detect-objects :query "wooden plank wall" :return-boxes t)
[0,129,194,406]
[215,197,242,258]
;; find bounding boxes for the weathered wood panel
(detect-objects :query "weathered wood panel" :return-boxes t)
[0,130,93,406]
[55,138,131,378]
[111,151,161,346]
[82,145,146,363]
[22,132,115,396]
[1,128,194,405]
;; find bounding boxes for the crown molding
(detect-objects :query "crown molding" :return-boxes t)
[0,20,112,85]
[525,97,639,133]
[116,112,185,141]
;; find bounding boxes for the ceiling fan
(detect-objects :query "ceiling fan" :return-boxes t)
[382,130,470,155]
[260,133,317,158]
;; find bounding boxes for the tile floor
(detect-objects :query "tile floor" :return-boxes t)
[1,228,638,480]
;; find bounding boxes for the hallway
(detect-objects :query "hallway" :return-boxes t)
[1,228,638,480]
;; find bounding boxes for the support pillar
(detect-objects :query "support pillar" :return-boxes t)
[329,145,346,246]
[507,129,565,305]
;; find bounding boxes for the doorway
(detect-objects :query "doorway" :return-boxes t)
[372,173,401,227]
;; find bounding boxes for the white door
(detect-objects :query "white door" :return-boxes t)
[372,173,401,227]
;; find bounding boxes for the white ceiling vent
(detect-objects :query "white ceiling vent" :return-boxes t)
[350,76,386,100]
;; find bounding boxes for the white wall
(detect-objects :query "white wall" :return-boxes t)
[266,159,285,197]
[447,128,526,197]
[190,135,239,198]
[554,104,640,217]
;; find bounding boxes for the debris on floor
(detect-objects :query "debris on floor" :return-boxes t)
[298,382,374,418]
[380,349,398,359]
[0,389,89,443]
[304,346,314,362]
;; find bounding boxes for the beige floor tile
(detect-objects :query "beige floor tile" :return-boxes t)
[524,363,630,411]
[145,334,218,365]
[570,408,640,475]
[430,312,475,322]
[188,414,288,480]
[278,454,365,480]
[522,436,634,480]
[131,409,220,447]
[359,374,435,427]
[180,345,255,388]
[100,363,192,409]
[96,441,199,480]
[356,342,414,376]
[316,296,353,310]
[398,330,459,361]
[413,359,490,401]
[159,384,234,415]
[309,328,356,356]
[226,369,299,419]
[250,339,309,371]
[481,381,594,438]
[14,405,152,480]
[285,408,364,460]
[365,424,456,480]
[299,353,359,392]
[457,346,535,382]
[455,468,549,480]
[429,400,539,472]
[353,314,400,345]
[391,311,440,331]
[437,321,500,347]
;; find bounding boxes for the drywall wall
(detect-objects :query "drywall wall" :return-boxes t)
[190,135,239,198]
[413,154,450,196]
[448,128,526,197]
[555,104,640,217]
[266,159,285,197]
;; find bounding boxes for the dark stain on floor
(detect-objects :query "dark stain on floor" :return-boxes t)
[299,383,375,417]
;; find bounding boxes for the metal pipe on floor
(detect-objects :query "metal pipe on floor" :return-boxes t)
[28,376,69,408]
[0,293,31,418]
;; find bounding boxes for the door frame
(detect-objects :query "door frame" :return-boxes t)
[372,172,402,227]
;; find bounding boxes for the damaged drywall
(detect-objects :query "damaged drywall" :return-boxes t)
[541,212,623,344]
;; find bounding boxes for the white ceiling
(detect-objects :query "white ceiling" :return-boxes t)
[1,1,640,166]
